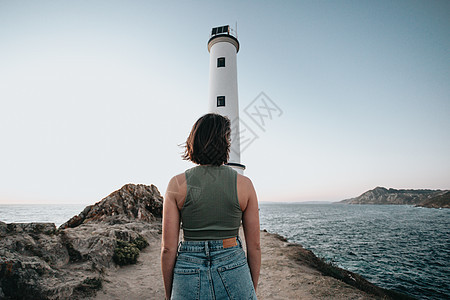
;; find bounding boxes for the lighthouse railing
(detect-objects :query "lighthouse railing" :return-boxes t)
[209,25,237,40]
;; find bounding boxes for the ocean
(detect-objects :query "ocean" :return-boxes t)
[1,203,449,299]
[0,204,86,228]
[259,203,450,300]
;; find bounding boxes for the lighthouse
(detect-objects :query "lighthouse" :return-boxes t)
[207,25,245,174]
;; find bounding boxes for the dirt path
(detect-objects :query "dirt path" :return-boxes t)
[91,231,377,300]
[256,231,375,300]
[92,233,164,299]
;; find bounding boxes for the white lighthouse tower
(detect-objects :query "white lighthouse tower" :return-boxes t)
[207,25,245,173]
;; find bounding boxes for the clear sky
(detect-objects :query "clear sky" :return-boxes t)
[1,0,449,204]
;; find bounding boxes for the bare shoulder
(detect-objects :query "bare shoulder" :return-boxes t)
[237,173,254,190]
[172,172,187,187]
[237,173,257,211]
[166,173,187,203]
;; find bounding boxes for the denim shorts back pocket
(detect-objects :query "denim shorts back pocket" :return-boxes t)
[171,268,200,300]
[217,259,256,300]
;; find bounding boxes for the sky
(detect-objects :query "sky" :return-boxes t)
[0,0,449,204]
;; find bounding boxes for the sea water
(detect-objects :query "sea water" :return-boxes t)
[0,204,86,228]
[0,203,448,299]
[259,203,450,300]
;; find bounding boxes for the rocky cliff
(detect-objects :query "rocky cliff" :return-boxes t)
[416,191,450,208]
[0,184,163,300]
[339,187,448,206]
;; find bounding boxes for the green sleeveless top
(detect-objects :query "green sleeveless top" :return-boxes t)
[181,165,242,240]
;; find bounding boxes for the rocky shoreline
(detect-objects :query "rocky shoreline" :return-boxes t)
[0,184,163,299]
[339,187,449,208]
[1,184,413,299]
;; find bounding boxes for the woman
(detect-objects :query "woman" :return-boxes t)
[161,113,261,299]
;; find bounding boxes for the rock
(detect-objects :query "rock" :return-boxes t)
[60,222,158,270]
[60,184,163,229]
[0,184,163,299]
[0,222,72,299]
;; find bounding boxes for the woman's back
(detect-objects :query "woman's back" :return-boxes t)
[181,165,242,241]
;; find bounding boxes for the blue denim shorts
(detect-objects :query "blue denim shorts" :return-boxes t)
[171,237,257,300]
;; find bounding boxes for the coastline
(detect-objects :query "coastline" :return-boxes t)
[92,228,411,300]
[1,185,418,299]
[0,221,413,300]
[256,230,413,300]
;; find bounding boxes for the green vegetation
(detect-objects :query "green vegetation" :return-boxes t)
[73,277,103,298]
[82,277,102,289]
[113,240,140,265]
[113,235,149,266]
[133,235,149,250]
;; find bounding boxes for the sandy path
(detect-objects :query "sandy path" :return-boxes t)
[92,233,164,299]
[91,231,377,300]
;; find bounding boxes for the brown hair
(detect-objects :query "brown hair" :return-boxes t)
[182,113,231,166]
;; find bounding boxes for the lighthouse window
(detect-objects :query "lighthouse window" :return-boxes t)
[217,96,225,107]
[217,57,225,68]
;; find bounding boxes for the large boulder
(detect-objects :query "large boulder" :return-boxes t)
[60,184,163,229]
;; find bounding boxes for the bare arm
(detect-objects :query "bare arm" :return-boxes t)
[241,176,261,292]
[161,175,183,299]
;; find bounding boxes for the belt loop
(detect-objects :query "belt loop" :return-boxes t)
[205,241,209,257]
